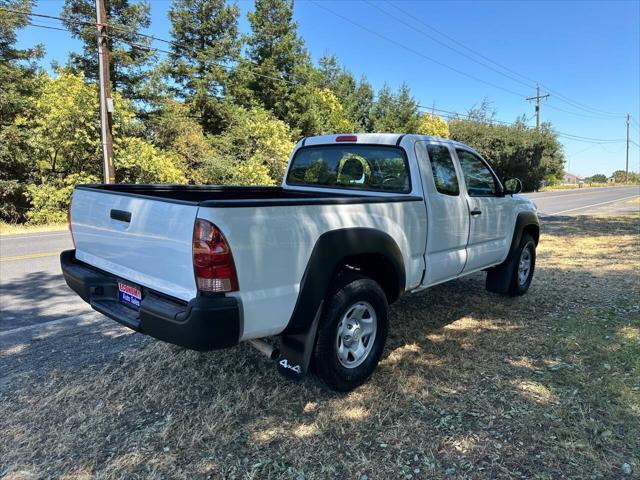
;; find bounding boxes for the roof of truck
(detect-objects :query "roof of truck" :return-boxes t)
[299,133,462,148]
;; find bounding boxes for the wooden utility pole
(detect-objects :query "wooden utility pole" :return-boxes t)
[625,114,630,183]
[526,84,550,129]
[96,0,115,184]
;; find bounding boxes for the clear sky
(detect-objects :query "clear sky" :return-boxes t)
[16,0,640,177]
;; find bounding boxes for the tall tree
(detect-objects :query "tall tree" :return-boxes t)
[0,0,43,221]
[168,0,241,134]
[317,55,375,132]
[61,0,153,102]
[236,0,311,129]
[371,83,420,133]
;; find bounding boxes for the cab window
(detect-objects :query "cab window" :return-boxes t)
[456,149,498,196]
[426,144,459,196]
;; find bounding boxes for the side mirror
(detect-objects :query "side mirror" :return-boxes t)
[503,177,523,194]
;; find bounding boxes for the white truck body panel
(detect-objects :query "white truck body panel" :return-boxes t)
[72,188,198,301]
[198,199,427,339]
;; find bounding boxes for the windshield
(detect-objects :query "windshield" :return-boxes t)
[286,145,410,193]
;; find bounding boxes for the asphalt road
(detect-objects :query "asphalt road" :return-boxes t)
[525,184,640,216]
[1,185,638,338]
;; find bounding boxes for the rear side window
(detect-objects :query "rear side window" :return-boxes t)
[286,145,410,193]
[426,144,459,196]
[456,149,498,196]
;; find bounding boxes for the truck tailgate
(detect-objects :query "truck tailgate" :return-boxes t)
[70,187,198,301]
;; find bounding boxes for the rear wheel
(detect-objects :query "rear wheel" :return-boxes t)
[314,275,388,392]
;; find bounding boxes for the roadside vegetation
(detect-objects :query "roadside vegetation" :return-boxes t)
[0,221,67,235]
[1,214,638,479]
[1,0,568,226]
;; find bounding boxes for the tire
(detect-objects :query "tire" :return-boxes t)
[486,233,536,296]
[313,275,389,392]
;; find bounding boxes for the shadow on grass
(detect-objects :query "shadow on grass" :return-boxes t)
[1,216,638,479]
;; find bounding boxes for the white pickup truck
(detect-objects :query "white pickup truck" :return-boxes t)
[62,133,539,391]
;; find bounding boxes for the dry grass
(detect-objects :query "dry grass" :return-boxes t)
[538,182,639,192]
[0,222,67,236]
[1,216,639,479]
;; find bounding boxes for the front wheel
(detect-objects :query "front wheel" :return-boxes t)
[314,276,388,392]
[486,233,536,296]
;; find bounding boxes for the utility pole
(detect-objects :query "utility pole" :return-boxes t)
[526,84,550,129]
[96,0,115,184]
[625,114,630,183]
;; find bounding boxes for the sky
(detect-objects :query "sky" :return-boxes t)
[15,0,640,177]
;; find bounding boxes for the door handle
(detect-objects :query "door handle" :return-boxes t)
[110,209,131,223]
[470,209,482,216]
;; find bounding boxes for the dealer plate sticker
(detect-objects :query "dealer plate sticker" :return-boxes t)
[118,281,142,310]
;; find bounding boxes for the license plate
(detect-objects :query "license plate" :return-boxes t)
[118,281,142,310]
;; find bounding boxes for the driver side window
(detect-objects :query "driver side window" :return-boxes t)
[456,149,498,196]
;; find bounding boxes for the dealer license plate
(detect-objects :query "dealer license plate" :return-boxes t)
[118,281,142,310]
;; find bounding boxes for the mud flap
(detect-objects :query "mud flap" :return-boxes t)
[485,259,516,294]
[276,301,323,381]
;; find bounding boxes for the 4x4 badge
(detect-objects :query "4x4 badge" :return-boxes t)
[279,358,302,374]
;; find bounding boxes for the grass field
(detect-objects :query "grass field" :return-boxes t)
[537,182,640,192]
[1,215,639,479]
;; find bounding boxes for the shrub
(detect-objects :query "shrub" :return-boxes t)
[26,173,99,224]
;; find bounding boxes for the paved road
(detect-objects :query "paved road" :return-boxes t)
[524,185,640,216]
[0,231,88,332]
[1,185,638,336]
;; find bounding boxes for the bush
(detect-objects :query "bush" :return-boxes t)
[115,137,187,184]
[449,120,564,191]
[417,114,449,138]
[25,173,99,224]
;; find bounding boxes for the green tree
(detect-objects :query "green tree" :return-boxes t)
[234,0,313,132]
[202,105,294,184]
[449,118,564,191]
[168,0,241,134]
[114,137,187,183]
[371,83,420,133]
[585,173,607,183]
[417,113,449,138]
[0,0,44,222]
[317,54,374,132]
[148,98,214,183]
[61,0,154,102]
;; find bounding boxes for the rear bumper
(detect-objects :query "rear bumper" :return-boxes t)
[60,250,241,351]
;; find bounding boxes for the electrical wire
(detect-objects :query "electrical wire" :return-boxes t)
[378,0,626,118]
[308,0,528,98]
[11,10,639,149]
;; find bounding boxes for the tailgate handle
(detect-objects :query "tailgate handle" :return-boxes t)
[110,209,132,223]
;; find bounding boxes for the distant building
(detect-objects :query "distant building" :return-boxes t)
[562,172,582,184]
[607,176,616,183]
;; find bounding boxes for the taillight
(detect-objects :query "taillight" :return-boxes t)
[192,219,239,293]
[336,135,357,142]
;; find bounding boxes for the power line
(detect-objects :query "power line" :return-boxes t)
[308,0,528,98]
[378,0,626,118]
[364,0,536,91]
[13,10,639,149]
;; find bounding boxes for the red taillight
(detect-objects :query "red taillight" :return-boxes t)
[192,219,239,293]
[336,135,358,142]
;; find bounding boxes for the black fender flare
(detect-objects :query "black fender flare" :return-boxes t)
[283,227,405,334]
[506,211,540,261]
